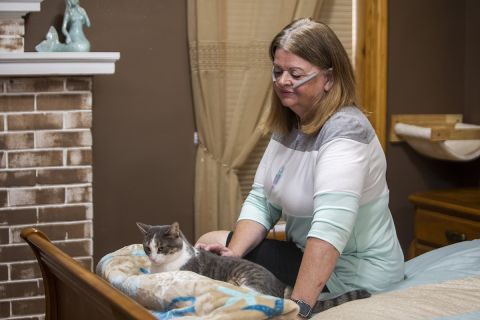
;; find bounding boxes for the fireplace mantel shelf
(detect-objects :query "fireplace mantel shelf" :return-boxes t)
[0,0,44,18]
[0,52,120,76]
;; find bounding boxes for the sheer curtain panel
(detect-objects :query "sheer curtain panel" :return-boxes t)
[188,0,324,238]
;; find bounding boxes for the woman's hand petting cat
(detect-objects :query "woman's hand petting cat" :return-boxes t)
[195,242,239,257]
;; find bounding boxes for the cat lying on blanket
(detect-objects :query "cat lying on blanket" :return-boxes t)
[137,221,370,313]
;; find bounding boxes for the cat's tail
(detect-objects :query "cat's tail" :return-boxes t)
[312,289,371,313]
[283,286,293,298]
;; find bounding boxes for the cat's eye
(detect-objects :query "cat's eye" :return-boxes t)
[158,246,164,253]
[144,247,151,254]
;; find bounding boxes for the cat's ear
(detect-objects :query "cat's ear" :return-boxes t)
[166,222,180,238]
[136,222,150,235]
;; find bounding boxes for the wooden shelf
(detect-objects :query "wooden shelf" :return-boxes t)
[390,114,480,142]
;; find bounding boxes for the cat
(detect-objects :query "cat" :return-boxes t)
[137,221,371,313]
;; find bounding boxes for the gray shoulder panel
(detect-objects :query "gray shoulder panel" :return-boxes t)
[316,106,375,147]
[272,106,375,152]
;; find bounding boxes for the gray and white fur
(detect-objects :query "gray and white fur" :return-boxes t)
[137,222,370,313]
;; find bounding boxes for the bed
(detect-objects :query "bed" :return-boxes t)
[20,228,156,320]
[21,227,480,320]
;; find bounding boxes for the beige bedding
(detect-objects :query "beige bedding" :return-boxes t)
[98,240,480,319]
[313,276,480,319]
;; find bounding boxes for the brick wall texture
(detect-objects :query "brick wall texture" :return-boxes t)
[0,19,24,52]
[0,77,94,319]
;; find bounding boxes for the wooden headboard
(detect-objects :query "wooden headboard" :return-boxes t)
[20,228,155,320]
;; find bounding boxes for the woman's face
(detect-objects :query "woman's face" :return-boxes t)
[272,48,332,121]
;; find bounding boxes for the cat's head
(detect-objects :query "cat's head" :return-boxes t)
[136,222,184,265]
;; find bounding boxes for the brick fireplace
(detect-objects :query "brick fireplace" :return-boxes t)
[0,2,119,318]
[0,76,95,318]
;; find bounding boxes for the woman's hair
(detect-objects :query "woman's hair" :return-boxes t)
[264,18,357,135]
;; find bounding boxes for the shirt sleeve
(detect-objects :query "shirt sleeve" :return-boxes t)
[237,137,281,230]
[238,184,282,230]
[307,138,370,253]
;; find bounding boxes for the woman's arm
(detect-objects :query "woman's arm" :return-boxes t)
[195,219,268,257]
[227,219,268,257]
[290,237,339,309]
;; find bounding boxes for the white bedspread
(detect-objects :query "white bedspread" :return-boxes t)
[313,239,480,319]
[314,275,480,320]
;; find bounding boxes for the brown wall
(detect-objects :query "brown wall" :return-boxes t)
[25,0,196,263]
[465,0,480,125]
[387,0,480,252]
[24,0,480,261]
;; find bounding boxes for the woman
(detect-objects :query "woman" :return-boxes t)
[196,18,404,318]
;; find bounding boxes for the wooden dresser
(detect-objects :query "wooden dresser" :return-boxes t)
[408,188,480,259]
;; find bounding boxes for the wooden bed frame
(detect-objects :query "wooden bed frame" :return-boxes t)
[20,227,156,320]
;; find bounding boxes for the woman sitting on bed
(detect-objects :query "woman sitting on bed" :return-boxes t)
[196,17,405,318]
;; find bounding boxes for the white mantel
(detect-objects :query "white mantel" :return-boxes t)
[0,52,120,76]
[0,0,120,75]
[0,0,44,19]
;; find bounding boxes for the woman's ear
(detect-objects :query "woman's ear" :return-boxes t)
[324,69,334,92]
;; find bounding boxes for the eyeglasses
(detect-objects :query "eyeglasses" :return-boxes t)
[272,66,319,90]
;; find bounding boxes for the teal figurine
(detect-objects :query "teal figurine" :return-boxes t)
[36,0,91,52]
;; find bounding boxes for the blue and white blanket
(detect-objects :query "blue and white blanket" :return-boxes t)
[96,244,298,319]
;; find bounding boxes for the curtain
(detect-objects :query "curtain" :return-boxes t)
[188,0,324,239]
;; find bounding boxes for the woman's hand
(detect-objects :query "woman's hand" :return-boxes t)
[195,220,267,259]
[195,242,238,257]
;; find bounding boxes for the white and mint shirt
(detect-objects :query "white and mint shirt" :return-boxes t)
[239,106,404,295]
